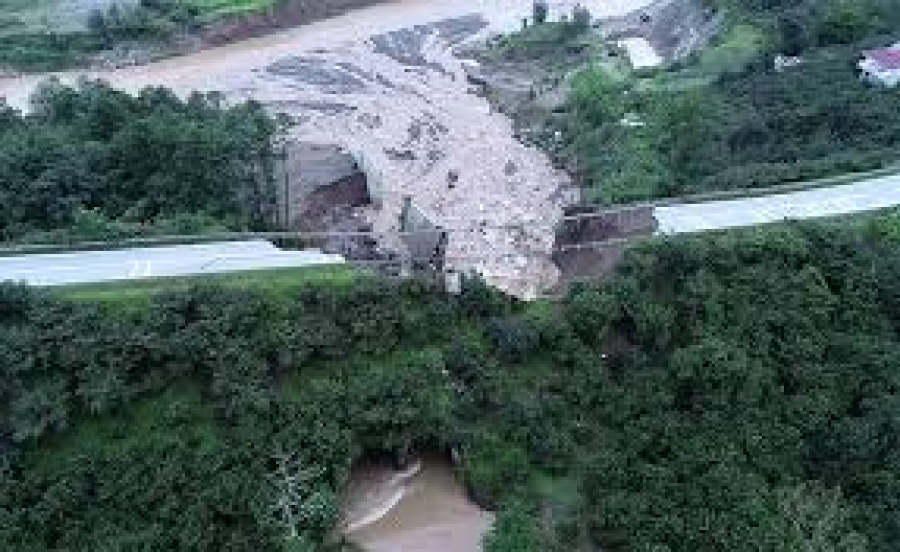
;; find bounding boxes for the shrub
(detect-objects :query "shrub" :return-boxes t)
[460,432,532,508]
[483,500,546,552]
[86,9,108,37]
[486,316,541,363]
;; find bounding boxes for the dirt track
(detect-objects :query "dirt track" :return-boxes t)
[0,0,653,298]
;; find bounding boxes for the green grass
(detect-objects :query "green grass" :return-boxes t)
[0,0,112,67]
[647,22,768,90]
[0,0,100,35]
[697,23,767,73]
[0,0,55,7]
[185,0,279,19]
[488,21,595,62]
[54,264,363,305]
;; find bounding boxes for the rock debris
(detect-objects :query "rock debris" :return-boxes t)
[227,15,574,298]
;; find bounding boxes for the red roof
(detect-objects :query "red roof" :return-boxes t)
[863,48,900,70]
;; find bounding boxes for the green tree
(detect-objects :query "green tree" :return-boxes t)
[484,501,546,552]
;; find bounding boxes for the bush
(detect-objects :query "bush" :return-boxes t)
[486,316,541,363]
[460,432,532,508]
[0,81,279,242]
[5,217,900,550]
[816,0,884,46]
[483,500,546,552]
[559,44,900,202]
[86,9,108,37]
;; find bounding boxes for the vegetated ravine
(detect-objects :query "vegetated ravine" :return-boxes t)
[5,212,900,550]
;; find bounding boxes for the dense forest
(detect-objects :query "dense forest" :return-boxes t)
[3,210,900,550]
[0,80,279,243]
[556,0,900,202]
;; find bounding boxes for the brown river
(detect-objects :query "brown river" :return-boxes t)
[339,455,493,551]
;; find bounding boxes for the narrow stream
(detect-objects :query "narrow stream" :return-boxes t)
[340,454,493,552]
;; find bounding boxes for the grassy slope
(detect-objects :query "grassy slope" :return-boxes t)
[565,31,900,202]
[13,210,900,550]
[488,2,900,204]
[0,0,276,24]
[187,0,279,19]
[22,268,503,550]
[53,264,362,304]
[647,22,769,89]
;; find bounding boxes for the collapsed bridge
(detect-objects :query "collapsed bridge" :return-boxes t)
[3,169,899,294]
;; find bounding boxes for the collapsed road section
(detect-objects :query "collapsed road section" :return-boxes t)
[238,15,576,298]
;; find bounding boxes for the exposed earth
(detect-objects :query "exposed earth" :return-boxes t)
[249,15,574,297]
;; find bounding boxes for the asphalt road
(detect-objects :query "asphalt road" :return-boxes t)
[0,240,344,286]
[655,173,900,235]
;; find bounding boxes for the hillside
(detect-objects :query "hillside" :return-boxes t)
[477,0,900,203]
[4,210,900,550]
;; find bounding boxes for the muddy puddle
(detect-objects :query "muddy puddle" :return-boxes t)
[340,454,493,552]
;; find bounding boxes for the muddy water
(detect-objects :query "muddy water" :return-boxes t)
[340,455,493,552]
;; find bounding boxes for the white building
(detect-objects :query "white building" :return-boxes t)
[774,54,803,72]
[859,43,900,87]
[618,37,663,69]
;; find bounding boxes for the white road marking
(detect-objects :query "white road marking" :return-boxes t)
[128,260,141,278]
[127,260,154,278]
